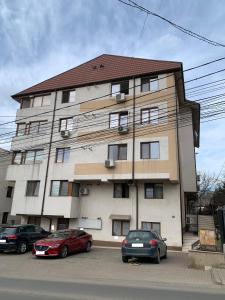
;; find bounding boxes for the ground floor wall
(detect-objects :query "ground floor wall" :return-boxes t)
[17,181,182,248]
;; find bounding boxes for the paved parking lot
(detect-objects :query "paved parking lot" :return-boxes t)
[0,247,215,288]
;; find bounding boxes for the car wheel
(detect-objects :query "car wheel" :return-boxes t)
[122,256,129,263]
[59,246,68,258]
[17,241,27,254]
[154,250,160,264]
[85,241,92,252]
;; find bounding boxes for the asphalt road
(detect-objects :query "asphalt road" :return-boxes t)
[0,277,225,300]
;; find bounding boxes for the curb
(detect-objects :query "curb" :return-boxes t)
[210,268,225,286]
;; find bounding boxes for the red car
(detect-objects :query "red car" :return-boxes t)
[32,229,92,258]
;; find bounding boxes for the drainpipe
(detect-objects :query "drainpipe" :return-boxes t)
[40,90,57,230]
[132,77,138,230]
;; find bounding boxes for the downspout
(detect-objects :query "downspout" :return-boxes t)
[41,91,57,230]
[132,77,138,230]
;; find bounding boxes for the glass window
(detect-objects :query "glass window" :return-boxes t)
[69,90,76,103]
[114,183,129,198]
[62,90,76,103]
[6,186,13,198]
[35,150,44,163]
[108,144,127,160]
[141,142,159,159]
[60,118,73,131]
[111,84,120,95]
[56,148,70,163]
[33,96,42,107]
[141,78,149,93]
[112,220,130,236]
[144,183,163,199]
[141,76,158,92]
[26,181,40,196]
[109,112,128,128]
[150,78,159,91]
[12,152,22,165]
[141,222,161,235]
[21,98,30,109]
[17,123,26,136]
[141,109,149,124]
[25,151,35,164]
[50,181,68,196]
[141,108,159,125]
[72,183,80,197]
[109,114,119,128]
[111,81,129,95]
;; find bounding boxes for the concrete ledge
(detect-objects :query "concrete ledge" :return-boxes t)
[93,240,182,251]
[188,249,225,269]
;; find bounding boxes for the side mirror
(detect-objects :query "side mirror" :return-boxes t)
[162,238,167,242]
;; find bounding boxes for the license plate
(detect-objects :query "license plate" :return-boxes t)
[0,240,6,243]
[132,243,143,248]
[36,251,45,255]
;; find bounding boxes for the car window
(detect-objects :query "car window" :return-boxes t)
[34,226,43,233]
[0,227,17,234]
[77,231,86,237]
[49,231,71,239]
[127,231,153,240]
[24,225,35,233]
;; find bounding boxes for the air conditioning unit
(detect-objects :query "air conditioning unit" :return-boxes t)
[115,93,126,103]
[118,126,129,134]
[79,187,89,195]
[105,159,115,168]
[60,130,70,138]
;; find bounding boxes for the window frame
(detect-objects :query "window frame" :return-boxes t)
[28,120,48,135]
[140,141,160,159]
[108,144,127,161]
[112,219,130,236]
[26,181,40,197]
[141,76,159,92]
[55,148,70,163]
[144,183,163,199]
[6,186,13,198]
[111,80,129,96]
[62,89,76,103]
[141,107,159,125]
[31,94,51,107]
[141,221,161,235]
[59,117,74,131]
[50,180,69,197]
[24,149,44,164]
[12,151,23,165]
[109,111,128,128]
[113,183,129,198]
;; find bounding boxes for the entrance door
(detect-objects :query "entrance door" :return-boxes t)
[57,218,69,230]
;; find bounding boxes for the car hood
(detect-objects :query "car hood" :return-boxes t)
[35,238,65,246]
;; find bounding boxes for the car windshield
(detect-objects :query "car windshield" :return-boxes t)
[127,231,154,240]
[48,232,71,239]
[0,227,17,234]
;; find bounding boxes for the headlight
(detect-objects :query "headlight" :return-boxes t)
[49,244,61,249]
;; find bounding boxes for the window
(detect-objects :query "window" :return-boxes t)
[141,76,159,92]
[144,183,163,199]
[2,212,8,224]
[26,181,40,197]
[57,218,69,230]
[59,118,74,131]
[21,97,30,109]
[62,90,76,103]
[141,108,159,125]
[12,151,23,165]
[32,94,51,107]
[109,112,128,128]
[28,120,48,135]
[24,149,44,164]
[141,222,161,234]
[55,148,70,163]
[16,123,28,136]
[50,180,68,196]
[140,142,160,159]
[111,80,129,95]
[72,183,80,197]
[6,186,13,198]
[108,144,127,160]
[112,220,130,236]
[113,183,129,198]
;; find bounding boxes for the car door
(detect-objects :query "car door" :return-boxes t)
[24,225,37,246]
[33,226,47,242]
[77,231,87,250]
[155,232,166,256]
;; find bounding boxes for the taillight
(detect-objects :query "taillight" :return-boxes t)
[122,239,128,246]
[6,234,17,240]
[149,239,158,247]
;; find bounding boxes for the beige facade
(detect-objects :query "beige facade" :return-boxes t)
[7,56,200,249]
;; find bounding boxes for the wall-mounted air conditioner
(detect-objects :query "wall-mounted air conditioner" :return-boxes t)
[118,126,129,134]
[60,130,70,138]
[105,159,115,168]
[79,187,89,195]
[115,93,126,103]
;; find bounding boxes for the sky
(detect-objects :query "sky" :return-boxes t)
[0,0,225,175]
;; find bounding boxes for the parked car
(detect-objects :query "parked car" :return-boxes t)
[32,229,92,258]
[121,230,167,264]
[0,224,50,254]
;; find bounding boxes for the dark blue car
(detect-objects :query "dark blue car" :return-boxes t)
[0,225,49,254]
[121,230,167,264]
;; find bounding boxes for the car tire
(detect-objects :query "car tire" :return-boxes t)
[154,250,160,264]
[85,241,92,252]
[122,256,129,263]
[17,241,28,254]
[59,246,68,258]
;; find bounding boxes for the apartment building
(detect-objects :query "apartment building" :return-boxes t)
[0,148,20,224]
[6,54,200,249]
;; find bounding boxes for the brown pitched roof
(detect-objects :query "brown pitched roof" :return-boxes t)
[12,54,182,99]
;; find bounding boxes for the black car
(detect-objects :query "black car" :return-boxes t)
[0,224,49,254]
[121,230,167,264]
